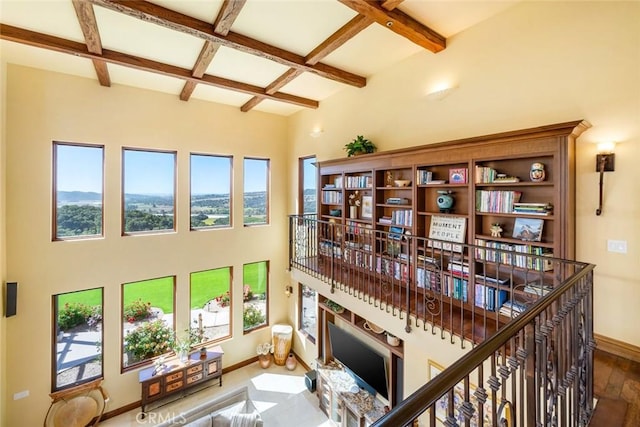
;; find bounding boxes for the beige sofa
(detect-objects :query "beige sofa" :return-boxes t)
[155,386,262,427]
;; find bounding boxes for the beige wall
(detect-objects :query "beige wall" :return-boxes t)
[1,59,8,427]
[2,1,639,425]
[3,65,289,426]
[288,1,640,352]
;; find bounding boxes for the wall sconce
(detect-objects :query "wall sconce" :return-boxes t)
[425,85,458,101]
[595,142,615,216]
[309,129,323,138]
[284,285,293,297]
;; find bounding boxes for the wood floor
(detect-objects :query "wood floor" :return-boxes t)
[590,349,640,427]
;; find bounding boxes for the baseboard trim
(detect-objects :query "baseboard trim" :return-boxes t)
[595,333,640,363]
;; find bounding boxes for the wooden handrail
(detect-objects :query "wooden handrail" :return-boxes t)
[371,265,593,426]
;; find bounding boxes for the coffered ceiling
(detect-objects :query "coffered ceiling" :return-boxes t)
[0,1,518,116]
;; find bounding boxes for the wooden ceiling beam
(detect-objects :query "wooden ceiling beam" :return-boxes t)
[87,0,366,88]
[0,24,318,109]
[337,0,446,53]
[241,13,375,112]
[71,0,111,87]
[180,0,246,102]
[241,0,403,112]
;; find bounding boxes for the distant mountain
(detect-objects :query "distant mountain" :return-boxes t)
[57,191,102,202]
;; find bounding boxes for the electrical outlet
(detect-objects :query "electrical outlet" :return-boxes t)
[13,390,29,400]
[607,240,627,254]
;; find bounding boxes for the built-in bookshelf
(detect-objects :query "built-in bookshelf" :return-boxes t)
[316,121,589,324]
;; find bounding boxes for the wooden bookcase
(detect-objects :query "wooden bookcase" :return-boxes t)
[316,121,589,326]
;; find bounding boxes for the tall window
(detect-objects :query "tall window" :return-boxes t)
[299,284,317,343]
[300,156,317,214]
[53,288,103,391]
[190,267,232,342]
[53,142,104,240]
[123,149,176,234]
[243,158,269,225]
[122,277,175,369]
[190,154,232,229]
[242,261,268,332]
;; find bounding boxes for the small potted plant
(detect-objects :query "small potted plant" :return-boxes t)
[344,135,376,157]
[325,299,345,314]
[386,332,400,347]
[256,342,273,368]
[172,335,193,363]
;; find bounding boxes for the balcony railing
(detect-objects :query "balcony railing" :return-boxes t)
[289,214,595,427]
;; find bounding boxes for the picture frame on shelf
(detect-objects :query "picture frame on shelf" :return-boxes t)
[512,218,544,241]
[361,196,373,219]
[428,360,493,427]
[449,168,468,184]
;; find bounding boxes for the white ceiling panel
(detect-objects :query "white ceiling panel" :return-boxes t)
[0,0,521,116]
[93,6,204,69]
[206,45,290,88]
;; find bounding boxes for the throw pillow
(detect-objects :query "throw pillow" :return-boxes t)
[230,412,258,427]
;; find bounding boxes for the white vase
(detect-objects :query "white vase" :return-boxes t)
[350,206,358,219]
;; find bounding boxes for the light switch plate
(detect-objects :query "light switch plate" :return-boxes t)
[13,390,29,400]
[607,240,627,254]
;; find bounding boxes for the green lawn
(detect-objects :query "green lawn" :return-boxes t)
[56,262,267,315]
[190,268,231,309]
[57,288,102,307]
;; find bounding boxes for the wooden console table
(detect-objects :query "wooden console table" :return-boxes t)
[139,346,223,415]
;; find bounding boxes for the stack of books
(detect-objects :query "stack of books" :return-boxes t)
[499,300,527,317]
[513,202,553,215]
[523,283,552,297]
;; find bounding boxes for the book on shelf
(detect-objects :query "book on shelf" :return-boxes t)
[474,274,509,286]
[386,197,410,205]
[474,239,554,271]
[499,300,527,317]
[475,190,523,213]
[345,175,372,188]
[493,175,520,183]
[379,216,393,224]
[474,284,508,311]
[443,274,468,302]
[513,202,553,215]
[475,166,520,183]
[522,283,552,296]
[416,170,433,184]
[423,179,447,184]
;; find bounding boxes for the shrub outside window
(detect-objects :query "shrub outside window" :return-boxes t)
[190,267,232,343]
[121,276,175,369]
[53,288,103,391]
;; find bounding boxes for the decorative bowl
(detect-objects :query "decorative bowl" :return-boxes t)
[364,321,385,334]
[394,179,411,187]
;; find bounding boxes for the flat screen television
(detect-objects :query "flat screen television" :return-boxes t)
[327,321,388,400]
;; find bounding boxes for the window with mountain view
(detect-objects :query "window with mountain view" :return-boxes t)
[242,261,268,332]
[243,158,269,226]
[300,156,317,214]
[53,288,103,391]
[53,142,104,240]
[122,276,175,369]
[123,149,176,234]
[190,154,232,229]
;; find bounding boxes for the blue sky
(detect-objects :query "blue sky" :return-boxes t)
[56,144,275,195]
